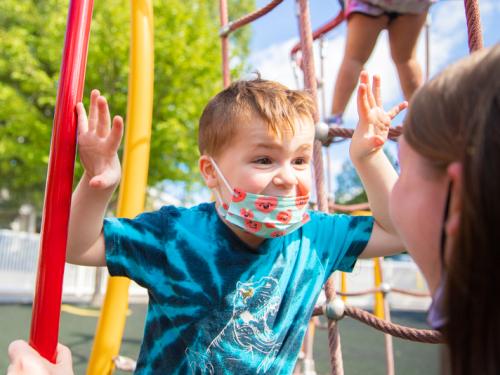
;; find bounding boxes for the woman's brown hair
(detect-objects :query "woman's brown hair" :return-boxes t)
[404,44,500,374]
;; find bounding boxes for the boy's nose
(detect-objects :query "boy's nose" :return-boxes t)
[272,164,297,189]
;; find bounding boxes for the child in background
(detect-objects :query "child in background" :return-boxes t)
[9,72,406,374]
[330,0,433,125]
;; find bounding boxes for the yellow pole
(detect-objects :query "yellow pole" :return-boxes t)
[86,1,154,374]
[340,272,347,302]
[373,257,385,319]
[350,210,385,317]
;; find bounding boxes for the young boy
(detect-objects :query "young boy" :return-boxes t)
[65,72,405,374]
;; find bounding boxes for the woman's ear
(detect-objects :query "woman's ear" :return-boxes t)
[445,162,463,238]
[199,155,218,189]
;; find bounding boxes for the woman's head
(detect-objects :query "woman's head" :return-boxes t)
[390,44,500,374]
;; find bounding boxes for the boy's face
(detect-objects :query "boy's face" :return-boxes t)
[210,116,315,205]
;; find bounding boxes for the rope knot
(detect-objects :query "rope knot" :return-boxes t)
[323,297,345,321]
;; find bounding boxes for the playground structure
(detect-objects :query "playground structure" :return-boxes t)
[27,0,484,374]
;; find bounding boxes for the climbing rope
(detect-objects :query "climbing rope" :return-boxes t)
[290,11,345,57]
[325,277,344,374]
[218,0,285,87]
[345,306,443,343]
[219,0,284,37]
[337,287,429,298]
[296,1,346,372]
[312,303,443,344]
[464,0,483,52]
[324,125,403,146]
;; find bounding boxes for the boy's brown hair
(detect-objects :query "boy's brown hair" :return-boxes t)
[198,78,316,157]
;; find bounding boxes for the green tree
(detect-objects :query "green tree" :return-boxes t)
[0,0,253,226]
[334,147,399,204]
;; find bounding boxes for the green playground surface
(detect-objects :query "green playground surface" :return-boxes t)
[0,303,441,374]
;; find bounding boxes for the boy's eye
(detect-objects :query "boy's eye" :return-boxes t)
[293,157,308,166]
[253,157,272,165]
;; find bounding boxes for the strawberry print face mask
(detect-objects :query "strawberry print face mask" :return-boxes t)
[210,157,310,238]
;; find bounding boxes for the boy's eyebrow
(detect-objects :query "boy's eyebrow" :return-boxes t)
[251,142,283,150]
[251,143,313,152]
[296,144,312,152]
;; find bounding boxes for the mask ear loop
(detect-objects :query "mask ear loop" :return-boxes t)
[213,189,225,207]
[440,182,453,269]
[426,181,453,331]
[209,157,234,196]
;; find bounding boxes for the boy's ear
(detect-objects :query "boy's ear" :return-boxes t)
[199,155,218,189]
[445,162,463,238]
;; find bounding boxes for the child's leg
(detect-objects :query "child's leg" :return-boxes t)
[331,13,388,117]
[387,12,428,100]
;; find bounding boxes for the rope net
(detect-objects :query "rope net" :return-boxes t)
[217,0,484,373]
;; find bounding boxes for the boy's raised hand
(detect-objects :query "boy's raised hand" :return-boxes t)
[77,89,124,189]
[350,71,407,161]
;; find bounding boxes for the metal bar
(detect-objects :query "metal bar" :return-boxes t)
[29,0,94,362]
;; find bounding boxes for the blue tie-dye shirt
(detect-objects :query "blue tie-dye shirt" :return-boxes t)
[104,202,373,374]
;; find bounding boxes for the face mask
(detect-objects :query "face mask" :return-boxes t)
[209,157,310,238]
[427,182,452,330]
[426,270,447,330]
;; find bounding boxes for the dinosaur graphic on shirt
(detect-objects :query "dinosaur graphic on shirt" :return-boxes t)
[186,276,282,374]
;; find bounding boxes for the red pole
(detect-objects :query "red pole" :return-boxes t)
[29,0,94,362]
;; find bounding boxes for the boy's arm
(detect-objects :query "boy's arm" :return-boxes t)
[66,90,123,266]
[358,221,404,258]
[350,72,407,258]
[66,174,115,266]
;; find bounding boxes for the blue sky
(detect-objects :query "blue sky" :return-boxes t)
[243,0,500,195]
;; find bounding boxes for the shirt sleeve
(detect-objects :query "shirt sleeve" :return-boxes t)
[307,211,374,278]
[103,208,168,286]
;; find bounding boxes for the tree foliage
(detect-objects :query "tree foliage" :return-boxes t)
[335,147,399,204]
[0,0,254,225]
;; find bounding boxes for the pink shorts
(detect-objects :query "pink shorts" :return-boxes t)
[343,0,433,18]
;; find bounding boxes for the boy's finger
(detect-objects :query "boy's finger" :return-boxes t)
[106,116,124,152]
[371,135,385,148]
[357,84,370,116]
[8,340,40,362]
[76,103,88,135]
[56,343,73,367]
[88,89,100,132]
[387,101,408,119]
[8,340,26,360]
[89,175,106,189]
[89,176,100,189]
[96,96,111,138]
[359,71,371,102]
[373,75,382,107]
[89,170,119,189]
[359,70,369,84]
[362,73,376,108]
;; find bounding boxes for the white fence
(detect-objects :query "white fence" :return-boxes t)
[0,229,146,303]
[332,259,431,311]
[0,229,430,310]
